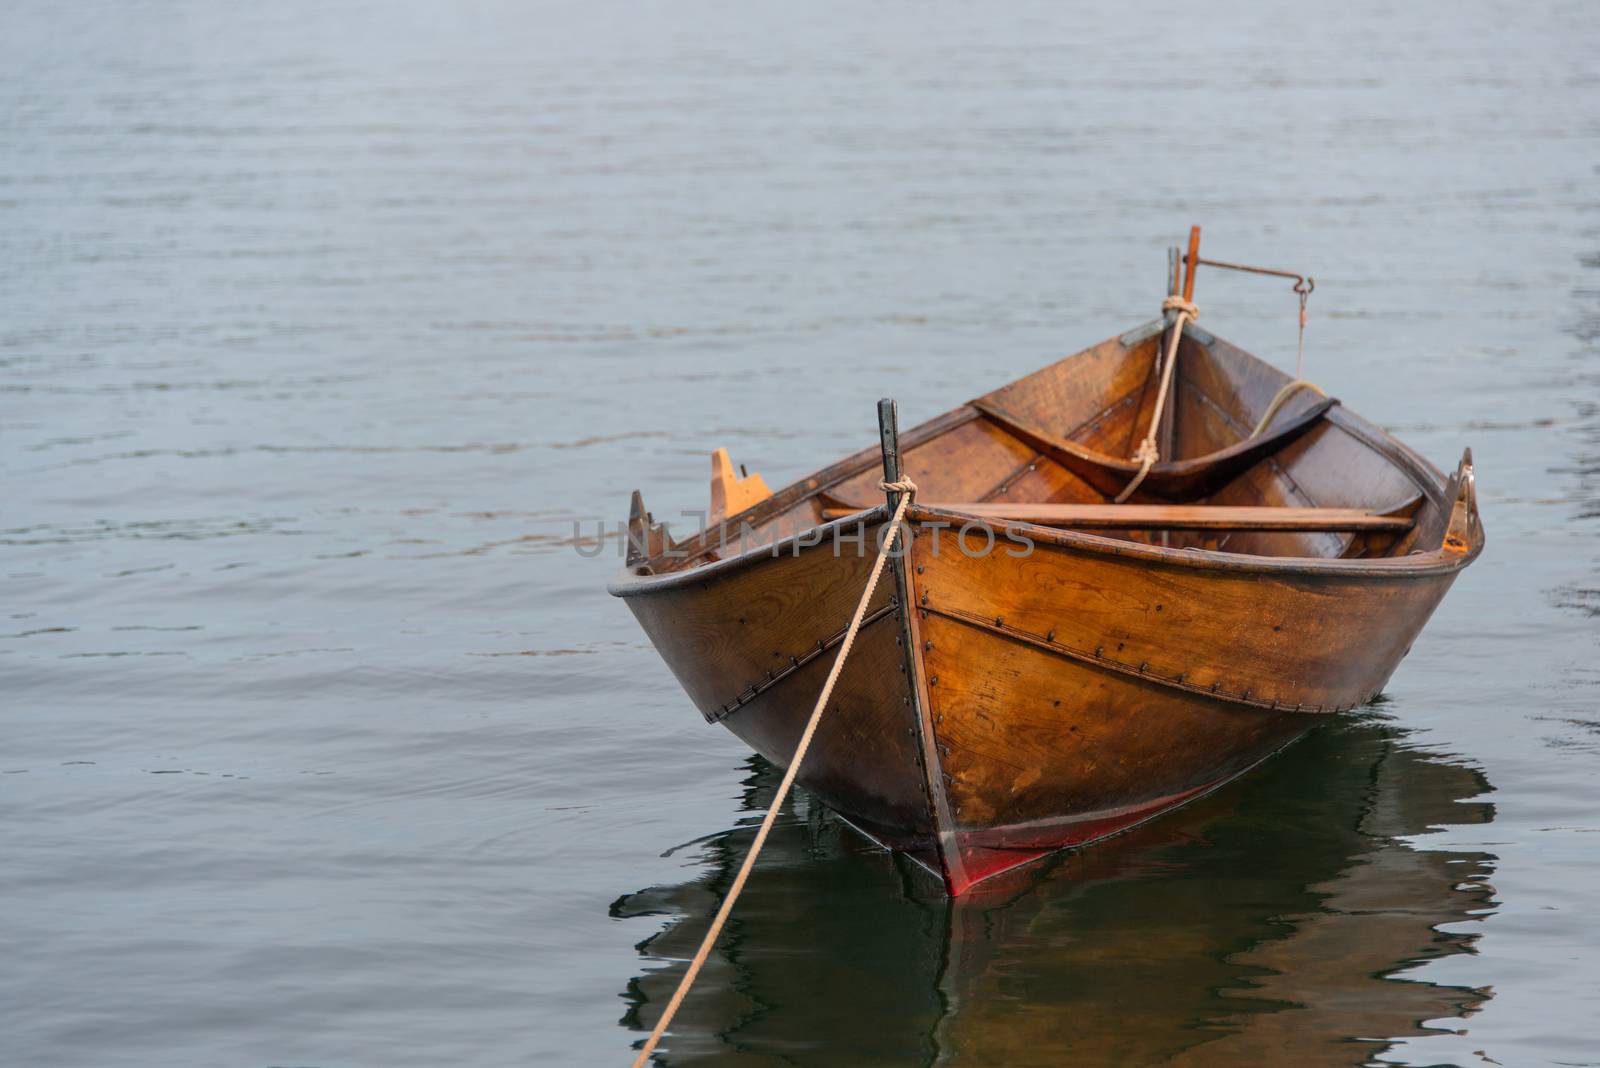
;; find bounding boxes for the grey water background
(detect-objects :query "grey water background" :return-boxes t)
[3,1,1597,1064]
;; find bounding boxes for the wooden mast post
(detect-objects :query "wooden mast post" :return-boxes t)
[1156,225,1203,547]
[1182,224,1202,302]
[878,397,909,519]
[876,398,969,894]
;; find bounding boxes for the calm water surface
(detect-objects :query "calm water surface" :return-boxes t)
[3,2,1597,1065]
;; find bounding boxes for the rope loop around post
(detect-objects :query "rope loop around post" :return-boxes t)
[1160,295,1199,319]
[878,476,918,497]
[1113,298,1198,503]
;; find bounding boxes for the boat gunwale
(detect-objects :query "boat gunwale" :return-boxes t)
[608,324,1485,598]
[607,494,1483,597]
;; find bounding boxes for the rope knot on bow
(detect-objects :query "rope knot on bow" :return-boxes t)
[1113,298,1199,503]
[1161,295,1199,319]
[879,476,918,498]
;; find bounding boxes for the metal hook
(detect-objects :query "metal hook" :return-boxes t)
[1195,255,1313,296]
[1189,254,1315,376]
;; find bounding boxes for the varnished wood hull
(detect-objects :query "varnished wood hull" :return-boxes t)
[905,519,1466,890]
[616,515,1468,892]
[612,319,1483,894]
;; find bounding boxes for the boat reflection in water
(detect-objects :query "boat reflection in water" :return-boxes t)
[615,716,1495,1066]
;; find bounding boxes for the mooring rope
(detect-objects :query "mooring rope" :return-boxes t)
[630,477,919,1068]
[1249,378,1327,438]
[1114,296,1198,503]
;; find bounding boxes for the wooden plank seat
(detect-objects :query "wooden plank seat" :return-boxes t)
[820,502,1414,532]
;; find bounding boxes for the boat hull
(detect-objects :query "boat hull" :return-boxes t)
[906,519,1464,890]
[611,320,1482,894]
[615,510,1468,894]
[618,536,941,868]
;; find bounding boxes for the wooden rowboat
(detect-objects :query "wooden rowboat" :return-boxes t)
[610,245,1483,896]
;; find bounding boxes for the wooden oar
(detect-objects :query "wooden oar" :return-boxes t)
[820,503,1412,532]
